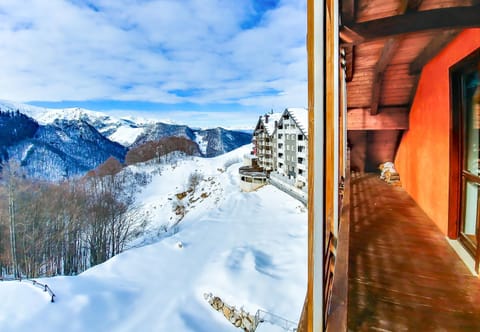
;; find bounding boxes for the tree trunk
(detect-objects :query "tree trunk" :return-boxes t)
[8,180,18,278]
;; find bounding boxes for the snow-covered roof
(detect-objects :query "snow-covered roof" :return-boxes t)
[259,112,282,136]
[286,108,308,138]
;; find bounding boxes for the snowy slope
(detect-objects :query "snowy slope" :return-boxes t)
[0,146,307,332]
[194,131,209,155]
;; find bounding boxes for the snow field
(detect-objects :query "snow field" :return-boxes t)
[0,145,307,332]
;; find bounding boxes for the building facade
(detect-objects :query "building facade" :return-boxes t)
[241,108,309,193]
[275,108,309,188]
[252,113,281,172]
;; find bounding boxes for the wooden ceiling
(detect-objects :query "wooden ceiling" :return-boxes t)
[341,0,480,171]
[342,0,480,124]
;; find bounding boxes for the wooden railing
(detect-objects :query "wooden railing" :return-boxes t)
[324,228,336,324]
[326,167,350,331]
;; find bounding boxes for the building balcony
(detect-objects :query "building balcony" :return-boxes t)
[297,138,307,145]
[239,166,267,192]
[297,151,306,159]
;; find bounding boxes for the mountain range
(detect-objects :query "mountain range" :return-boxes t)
[0,101,252,181]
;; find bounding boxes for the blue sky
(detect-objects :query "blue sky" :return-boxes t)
[0,0,307,128]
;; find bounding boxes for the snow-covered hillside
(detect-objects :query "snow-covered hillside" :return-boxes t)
[0,146,307,332]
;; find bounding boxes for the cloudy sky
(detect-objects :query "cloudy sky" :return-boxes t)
[0,0,307,128]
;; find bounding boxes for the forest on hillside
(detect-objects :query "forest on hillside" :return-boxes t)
[0,158,149,279]
[0,135,209,279]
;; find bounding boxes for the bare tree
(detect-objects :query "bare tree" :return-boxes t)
[188,171,203,193]
[1,160,23,278]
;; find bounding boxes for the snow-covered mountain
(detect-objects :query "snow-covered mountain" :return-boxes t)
[132,122,197,146]
[193,127,253,157]
[1,111,127,181]
[0,101,252,180]
[0,101,252,161]
[133,123,252,157]
[0,110,39,165]
[0,146,307,332]
[0,100,148,147]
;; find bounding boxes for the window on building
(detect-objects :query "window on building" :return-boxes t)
[298,134,304,141]
[298,157,304,164]
[298,146,305,152]
[278,133,283,139]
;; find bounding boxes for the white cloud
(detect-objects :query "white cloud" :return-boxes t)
[0,0,307,110]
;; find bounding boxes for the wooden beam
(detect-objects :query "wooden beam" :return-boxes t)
[404,0,423,12]
[368,0,421,115]
[342,5,480,43]
[409,30,460,74]
[341,0,355,24]
[370,72,384,115]
[370,38,401,115]
[342,45,354,82]
[339,25,363,44]
[377,38,400,72]
[347,107,409,130]
[408,74,420,105]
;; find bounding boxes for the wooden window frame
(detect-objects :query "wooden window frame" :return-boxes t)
[449,48,480,265]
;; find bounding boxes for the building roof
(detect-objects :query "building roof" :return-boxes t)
[285,107,309,138]
[258,112,282,136]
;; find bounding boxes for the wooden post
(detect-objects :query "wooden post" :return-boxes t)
[305,0,326,331]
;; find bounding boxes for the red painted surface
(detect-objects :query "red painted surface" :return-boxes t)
[395,29,480,236]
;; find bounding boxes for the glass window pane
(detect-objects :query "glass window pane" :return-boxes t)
[463,181,478,245]
[465,71,480,174]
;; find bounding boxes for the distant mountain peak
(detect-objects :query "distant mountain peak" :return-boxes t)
[0,100,253,180]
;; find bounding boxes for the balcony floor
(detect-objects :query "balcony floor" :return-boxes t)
[348,173,480,331]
